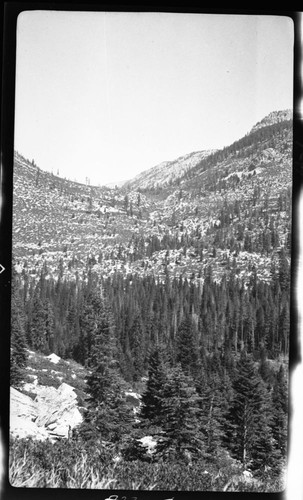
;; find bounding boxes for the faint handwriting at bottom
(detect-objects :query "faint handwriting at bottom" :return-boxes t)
[104,496,137,500]
[104,496,174,500]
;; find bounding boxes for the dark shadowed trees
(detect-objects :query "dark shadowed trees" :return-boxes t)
[225,351,279,471]
[10,275,28,387]
[156,364,205,462]
[79,289,133,444]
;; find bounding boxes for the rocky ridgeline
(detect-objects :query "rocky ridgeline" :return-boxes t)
[250,109,292,134]
[123,149,216,191]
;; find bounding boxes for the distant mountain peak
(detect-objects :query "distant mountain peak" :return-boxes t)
[123,149,216,191]
[250,109,292,134]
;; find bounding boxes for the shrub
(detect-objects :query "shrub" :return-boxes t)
[9,437,117,488]
[9,437,286,491]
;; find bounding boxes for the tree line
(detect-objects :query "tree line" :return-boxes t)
[38,282,286,475]
[11,245,290,384]
[10,260,289,482]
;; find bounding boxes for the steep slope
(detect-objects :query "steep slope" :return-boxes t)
[10,349,86,441]
[9,111,291,492]
[249,109,292,134]
[12,109,292,286]
[13,152,156,281]
[124,110,292,284]
[123,149,216,191]
[168,117,291,281]
[10,349,141,441]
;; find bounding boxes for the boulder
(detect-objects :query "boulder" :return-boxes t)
[125,391,141,407]
[10,387,37,420]
[10,383,83,441]
[46,353,61,364]
[138,435,157,455]
[243,470,253,478]
[34,383,82,436]
[10,415,50,441]
[10,388,49,441]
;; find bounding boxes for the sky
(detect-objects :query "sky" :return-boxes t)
[14,11,294,186]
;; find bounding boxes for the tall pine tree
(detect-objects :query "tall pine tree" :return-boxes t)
[80,289,133,444]
[225,351,278,470]
[271,364,288,458]
[176,315,200,379]
[156,364,205,462]
[10,273,28,388]
[140,345,169,431]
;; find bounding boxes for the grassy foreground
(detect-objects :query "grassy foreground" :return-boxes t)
[9,437,286,492]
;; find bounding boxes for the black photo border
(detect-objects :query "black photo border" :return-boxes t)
[1,4,302,500]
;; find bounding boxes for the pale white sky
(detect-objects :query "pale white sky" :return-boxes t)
[14,11,294,186]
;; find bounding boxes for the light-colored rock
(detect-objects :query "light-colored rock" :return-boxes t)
[10,383,83,441]
[10,388,49,440]
[34,383,82,437]
[10,387,37,420]
[138,435,157,455]
[10,416,50,441]
[45,422,57,431]
[46,353,61,364]
[243,470,253,478]
[125,391,141,407]
[23,374,38,393]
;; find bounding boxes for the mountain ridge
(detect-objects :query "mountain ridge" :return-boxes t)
[122,109,292,192]
[12,108,292,287]
[10,108,292,492]
[122,149,217,191]
[249,109,292,134]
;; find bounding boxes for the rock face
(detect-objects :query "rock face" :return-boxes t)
[46,353,61,364]
[10,388,50,441]
[250,109,292,134]
[138,435,157,455]
[10,383,83,441]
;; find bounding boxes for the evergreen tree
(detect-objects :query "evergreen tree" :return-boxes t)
[278,247,290,293]
[176,315,200,379]
[10,276,28,387]
[250,378,282,472]
[77,289,102,366]
[278,300,290,356]
[156,364,205,462]
[65,294,79,356]
[198,372,225,459]
[196,352,233,461]
[129,314,145,381]
[258,347,275,387]
[271,365,288,458]
[140,346,169,431]
[82,367,133,444]
[43,301,55,353]
[28,285,49,353]
[225,351,278,470]
[80,290,133,444]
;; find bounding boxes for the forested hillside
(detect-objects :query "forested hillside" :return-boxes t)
[10,109,292,491]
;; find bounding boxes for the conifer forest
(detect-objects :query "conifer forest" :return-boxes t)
[9,111,292,492]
